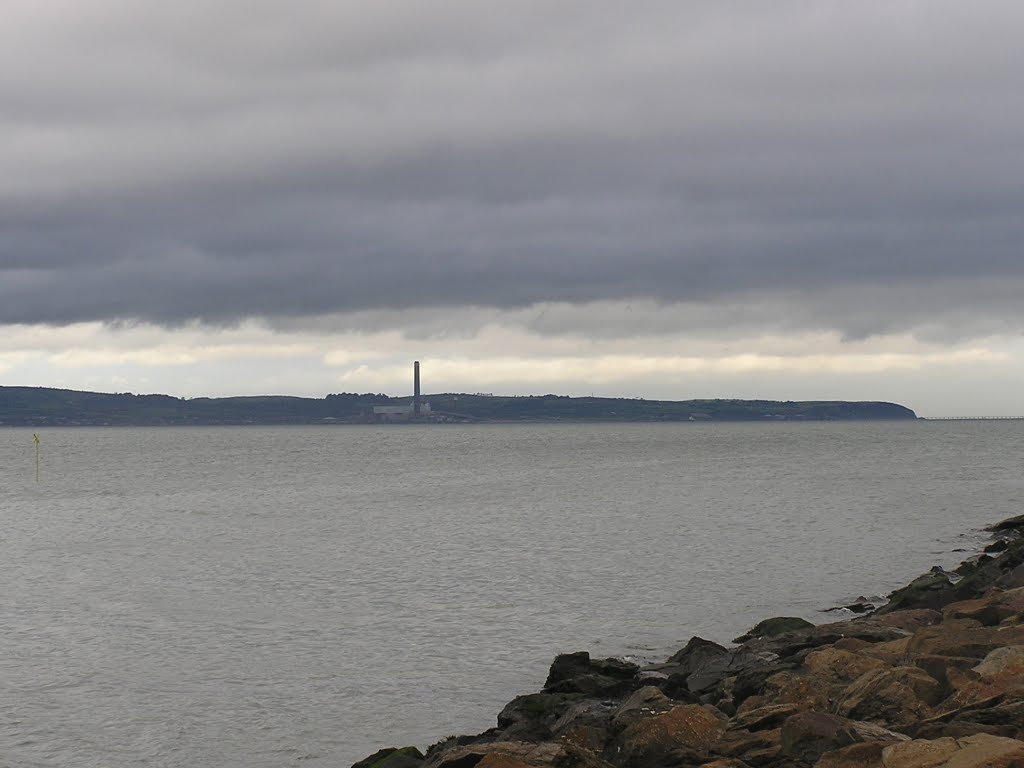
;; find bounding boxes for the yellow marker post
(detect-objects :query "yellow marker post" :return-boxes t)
[34,433,40,482]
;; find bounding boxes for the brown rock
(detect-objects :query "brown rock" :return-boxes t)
[805,647,890,683]
[615,704,727,765]
[837,667,943,725]
[835,638,875,652]
[552,700,616,754]
[881,736,960,768]
[698,761,752,768]
[427,741,615,768]
[941,666,1006,713]
[905,623,1024,659]
[758,670,831,712]
[861,637,913,665]
[780,712,907,764]
[872,610,944,632]
[915,723,1020,741]
[946,700,1024,740]
[912,655,979,694]
[476,756,539,768]
[942,588,1024,627]
[941,733,1024,768]
[611,686,676,731]
[972,645,1024,695]
[907,692,1007,739]
[817,741,887,768]
[937,651,1024,716]
[728,703,801,731]
[715,727,782,761]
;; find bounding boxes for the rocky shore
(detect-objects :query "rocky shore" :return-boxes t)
[354,515,1024,768]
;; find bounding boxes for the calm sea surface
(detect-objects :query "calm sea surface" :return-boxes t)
[1,421,1022,766]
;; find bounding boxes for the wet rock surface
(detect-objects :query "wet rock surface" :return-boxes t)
[354,516,1024,768]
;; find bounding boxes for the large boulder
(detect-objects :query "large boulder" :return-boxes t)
[729,660,802,710]
[551,699,618,754]
[727,703,802,732]
[905,622,1024,659]
[860,637,914,665]
[732,616,814,644]
[666,636,729,667]
[933,646,1024,715]
[652,638,778,700]
[736,648,892,719]
[880,736,960,767]
[876,574,958,614]
[745,619,911,661]
[611,687,679,732]
[954,540,1024,598]
[713,727,783,766]
[496,692,585,741]
[837,667,944,726]
[930,700,1024,741]
[739,669,832,714]
[804,647,891,684]
[611,704,727,767]
[971,645,1024,695]
[779,711,908,765]
[544,652,639,698]
[942,588,1024,627]
[881,733,1024,768]
[912,655,980,696]
[996,564,1024,590]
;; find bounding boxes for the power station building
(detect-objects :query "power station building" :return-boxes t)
[372,361,431,421]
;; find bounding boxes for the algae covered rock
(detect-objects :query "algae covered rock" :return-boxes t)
[352,746,425,768]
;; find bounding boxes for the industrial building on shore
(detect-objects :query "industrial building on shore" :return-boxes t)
[372,361,432,421]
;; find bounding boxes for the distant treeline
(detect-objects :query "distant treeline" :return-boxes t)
[0,386,917,426]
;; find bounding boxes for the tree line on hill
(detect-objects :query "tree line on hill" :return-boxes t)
[0,386,917,426]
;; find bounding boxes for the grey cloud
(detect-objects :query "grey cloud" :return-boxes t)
[2,1,1024,339]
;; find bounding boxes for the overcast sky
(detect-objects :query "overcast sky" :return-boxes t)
[2,1,1023,416]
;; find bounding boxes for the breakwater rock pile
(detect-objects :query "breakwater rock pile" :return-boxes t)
[354,515,1024,768]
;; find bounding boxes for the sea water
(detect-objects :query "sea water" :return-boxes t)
[0,421,1021,766]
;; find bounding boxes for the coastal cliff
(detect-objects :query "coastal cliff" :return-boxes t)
[354,515,1024,768]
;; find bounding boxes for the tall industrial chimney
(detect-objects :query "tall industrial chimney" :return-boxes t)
[414,360,421,416]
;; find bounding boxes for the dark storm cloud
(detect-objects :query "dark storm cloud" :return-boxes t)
[3,1,1024,339]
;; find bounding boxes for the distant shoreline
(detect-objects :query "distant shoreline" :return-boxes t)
[0,385,917,427]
